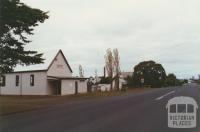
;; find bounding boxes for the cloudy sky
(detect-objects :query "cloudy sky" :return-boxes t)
[20,0,200,79]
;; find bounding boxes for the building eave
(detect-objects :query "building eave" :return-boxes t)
[47,76,89,80]
[3,69,47,74]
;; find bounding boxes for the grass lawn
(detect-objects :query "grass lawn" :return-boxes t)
[0,88,152,116]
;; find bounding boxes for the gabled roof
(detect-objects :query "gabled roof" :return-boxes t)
[13,49,73,73]
[47,50,73,73]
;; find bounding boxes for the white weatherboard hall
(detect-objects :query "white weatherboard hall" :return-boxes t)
[0,50,88,95]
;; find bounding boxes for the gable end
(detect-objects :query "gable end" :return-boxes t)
[47,50,73,73]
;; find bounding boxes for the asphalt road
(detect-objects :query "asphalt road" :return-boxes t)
[0,84,199,132]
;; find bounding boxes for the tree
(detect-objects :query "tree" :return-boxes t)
[87,77,95,92]
[99,77,112,84]
[105,48,114,89]
[104,48,121,90]
[183,79,188,84]
[133,61,166,88]
[0,0,49,73]
[165,73,176,86]
[165,73,185,86]
[105,49,113,78]
[113,48,121,90]
[125,75,134,87]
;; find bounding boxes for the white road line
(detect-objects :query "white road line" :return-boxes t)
[155,91,175,101]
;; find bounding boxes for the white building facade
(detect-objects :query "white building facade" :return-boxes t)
[0,50,88,95]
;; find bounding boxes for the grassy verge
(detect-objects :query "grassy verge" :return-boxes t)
[0,88,152,116]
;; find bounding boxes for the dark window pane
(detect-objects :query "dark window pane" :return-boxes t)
[0,75,6,86]
[16,75,19,86]
[30,75,34,86]
[170,104,176,113]
[187,104,194,113]
[177,104,186,113]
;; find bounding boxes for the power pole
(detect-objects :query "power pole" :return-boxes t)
[0,68,2,95]
[79,65,84,77]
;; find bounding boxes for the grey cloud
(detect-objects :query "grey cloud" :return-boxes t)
[20,0,200,78]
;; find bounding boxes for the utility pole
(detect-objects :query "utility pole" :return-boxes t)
[79,65,84,77]
[0,68,2,95]
[103,66,106,78]
[0,77,1,95]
